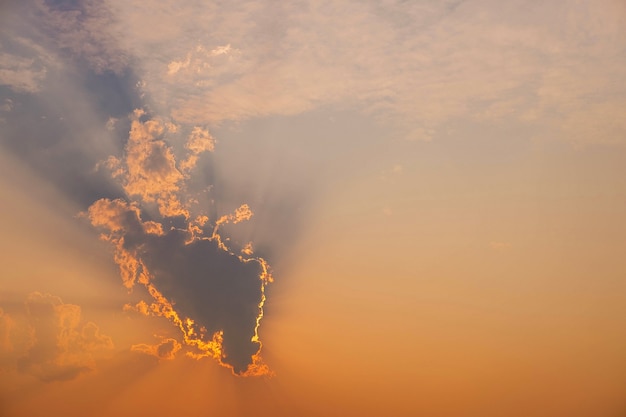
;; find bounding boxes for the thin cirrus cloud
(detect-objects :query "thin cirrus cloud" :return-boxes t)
[2,0,626,145]
[92,0,626,143]
[130,338,182,360]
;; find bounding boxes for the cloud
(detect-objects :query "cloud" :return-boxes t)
[4,0,626,145]
[180,126,216,173]
[97,110,217,219]
[107,109,188,218]
[99,0,625,144]
[0,50,48,93]
[86,110,272,376]
[0,27,59,93]
[0,306,32,371]
[31,0,129,74]
[131,337,181,360]
[0,293,114,382]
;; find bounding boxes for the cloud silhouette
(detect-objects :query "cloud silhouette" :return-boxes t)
[86,110,272,376]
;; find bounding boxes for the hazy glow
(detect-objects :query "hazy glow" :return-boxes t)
[1,0,626,416]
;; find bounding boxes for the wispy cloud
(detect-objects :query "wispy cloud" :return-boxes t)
[33,0,129,74]
[0,29,59,93]
[70,0,623,144]
[3,0,625,145]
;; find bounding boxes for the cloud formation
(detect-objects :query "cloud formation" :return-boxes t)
[105,109,187,218]
[0,293,113,382]
[83,0,625,144]
[34,0,129,74]
[87,110,272,376]
[2,0,625,145]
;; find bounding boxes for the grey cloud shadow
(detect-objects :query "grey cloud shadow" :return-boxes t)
[0,70,143,208]
[1,0,144,208]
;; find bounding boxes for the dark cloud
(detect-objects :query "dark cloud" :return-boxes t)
[86,110,273,376]
[140,230,265,373]
[88,196,270,374]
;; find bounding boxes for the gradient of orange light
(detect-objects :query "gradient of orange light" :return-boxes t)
[258,164,626,417]
[2,352,300,417]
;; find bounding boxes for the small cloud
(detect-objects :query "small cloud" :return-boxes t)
[241,242,254,256]
[167,56,191,75]
[0,53,48,93]
[131,338,181,360]
[115,109,187,218]
[167,44,238,77]
[36,0,129,74]
[209,44,232,57]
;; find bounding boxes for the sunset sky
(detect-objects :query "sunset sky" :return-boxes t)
[1,0,626,416]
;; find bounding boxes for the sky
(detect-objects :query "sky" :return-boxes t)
[1,0,626,416]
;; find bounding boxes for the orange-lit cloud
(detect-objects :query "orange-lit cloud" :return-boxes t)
[106,109,187,218]
[0,292,113,382]
[131,338,181,360]
[180,126,215,173]
[86,109,272,376]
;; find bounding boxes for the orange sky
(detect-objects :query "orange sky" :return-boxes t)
[1,1,626,416]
